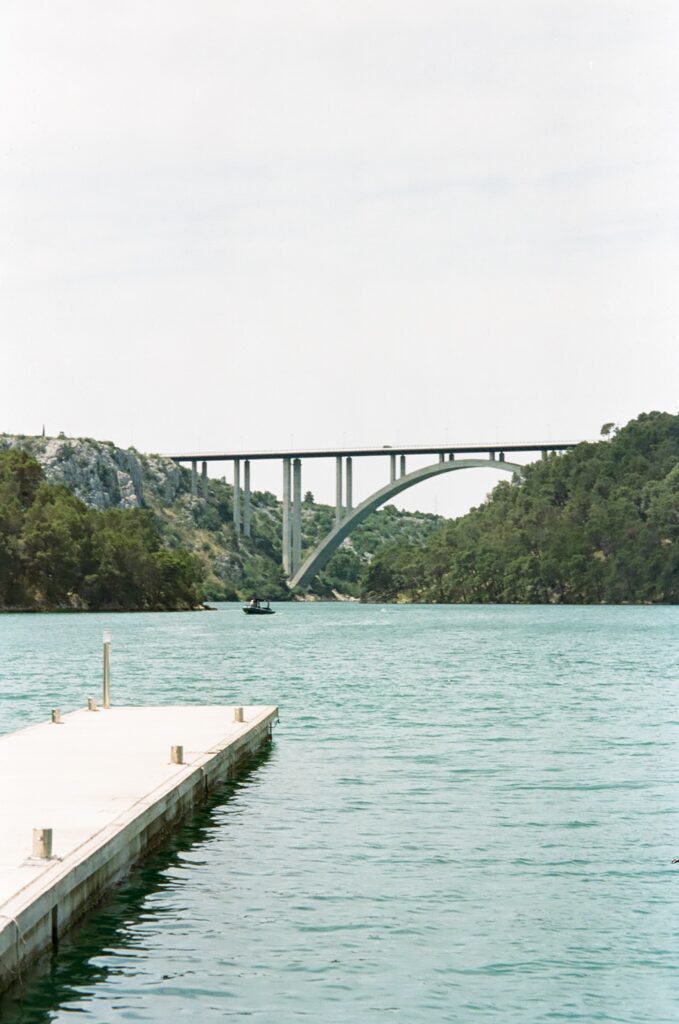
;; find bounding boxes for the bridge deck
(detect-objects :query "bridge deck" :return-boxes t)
[168,441,582,462]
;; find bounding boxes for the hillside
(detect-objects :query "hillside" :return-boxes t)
[362,412,679,604]
[0,448,202,611]
[0,433,442,602]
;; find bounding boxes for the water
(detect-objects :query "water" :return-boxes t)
[1,604,679,1023]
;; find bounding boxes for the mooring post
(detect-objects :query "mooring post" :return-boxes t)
[87,697,98,712]
[51,709,62,724]
[282,457,291,575]
[103,631,111,709]
[170,745,184,765]
[234,706,244,722]
[32,828,53,859]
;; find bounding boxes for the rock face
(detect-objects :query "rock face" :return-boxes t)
[0,434,185,510]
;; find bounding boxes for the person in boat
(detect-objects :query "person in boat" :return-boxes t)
[248,596,261,608]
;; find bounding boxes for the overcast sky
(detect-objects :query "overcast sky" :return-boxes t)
[2,1,679,515]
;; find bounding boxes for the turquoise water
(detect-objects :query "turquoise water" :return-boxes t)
[1,604,679,1023]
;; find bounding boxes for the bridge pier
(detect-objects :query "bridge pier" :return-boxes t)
[292,458,302,572]
[438,452,444,463]
[201,461,208,499]
[282,458,291,574]
[335,456,343,524]
[233,459,241,533]
[400,454,406,478]
[346,457,353,512]
[243,460,251,537]
[390,453,396,483]
[191,460,197,496]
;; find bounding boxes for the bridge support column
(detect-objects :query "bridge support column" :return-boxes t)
[243,460,251,537]
[292,458,302,573]
[201,461,208,499]
[542,450,549,461]
[498,451,505,462]
[438,452,444,464]
[282,458,291,575]
[335,456,343,524]
[448,453,455,461]
[400,455,406,478]
[191,460,197,496]
[233,460,241,533]
[346,457,353,512]
[390,453,396,483]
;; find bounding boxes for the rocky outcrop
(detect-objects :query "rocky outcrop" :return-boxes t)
[0,434,185,510]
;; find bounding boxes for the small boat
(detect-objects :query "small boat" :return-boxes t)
[243,600,275,615]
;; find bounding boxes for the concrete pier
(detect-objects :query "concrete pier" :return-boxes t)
[0,703,277,994]
[201,460,208,499]
[282,457,291,574]
[233,459,241,533]
[335,455,343,524]
[345,456,353,512]
[292,458,302,573]
[243,459,251,538]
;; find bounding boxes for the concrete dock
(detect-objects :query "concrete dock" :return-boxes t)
[0,703,278,993]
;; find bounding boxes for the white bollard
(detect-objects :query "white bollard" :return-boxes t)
[33,828,53,859]
[51,708,62,724]
[170,745,184,765]
[87,697,98,712]
[234,707,244,723]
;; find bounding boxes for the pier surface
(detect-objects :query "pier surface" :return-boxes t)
[0,704,277,993]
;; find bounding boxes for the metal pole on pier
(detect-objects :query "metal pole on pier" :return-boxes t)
[103,631,111,709]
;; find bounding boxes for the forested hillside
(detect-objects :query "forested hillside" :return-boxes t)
[0,450,201,610]
[362,412,679,604]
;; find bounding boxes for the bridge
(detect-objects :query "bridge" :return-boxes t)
[169,441,580,589]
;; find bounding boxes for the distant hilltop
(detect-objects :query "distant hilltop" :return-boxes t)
[0,433,441,601]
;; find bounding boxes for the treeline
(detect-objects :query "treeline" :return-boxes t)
[362,412,679,604]
[0,450,202,611]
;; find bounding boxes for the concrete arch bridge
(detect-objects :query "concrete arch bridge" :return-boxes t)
[169,441,578,590]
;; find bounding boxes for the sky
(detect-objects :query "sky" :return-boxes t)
[2,1,679,516]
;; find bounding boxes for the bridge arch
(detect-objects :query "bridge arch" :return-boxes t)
[289,458,523,589]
